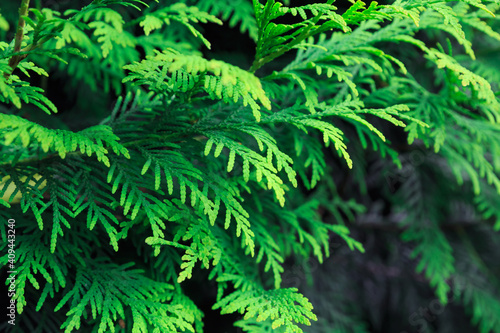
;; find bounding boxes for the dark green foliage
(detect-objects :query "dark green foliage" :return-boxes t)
[1,0,500,332]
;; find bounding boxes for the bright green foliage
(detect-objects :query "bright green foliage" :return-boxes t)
[214,288,317,332]
[138,3,223,48]
[0,115,129,164]
[54,261,203,333]
[1,0,500,332]
[123,50,272,120]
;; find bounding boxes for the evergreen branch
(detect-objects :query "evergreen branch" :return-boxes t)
[2,1,500,331]
[249,0,342,73]
[214,287,317,333]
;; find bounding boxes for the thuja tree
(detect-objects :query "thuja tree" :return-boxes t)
[1,0,500,332]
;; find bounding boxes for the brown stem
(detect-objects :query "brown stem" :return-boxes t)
[6,0,31,77]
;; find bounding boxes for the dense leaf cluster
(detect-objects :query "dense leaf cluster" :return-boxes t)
[1,0,500,332]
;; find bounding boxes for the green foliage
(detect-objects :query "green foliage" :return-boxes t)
[54,261,202,333]
[1,0,500,332]
[138,3,223,48]
[123,49,272,120]
[214,288,317,332]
